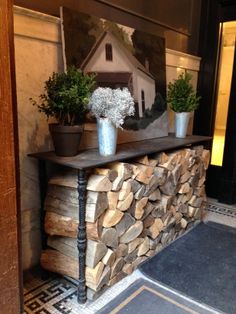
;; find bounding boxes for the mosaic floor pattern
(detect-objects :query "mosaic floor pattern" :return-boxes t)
[24,275,78,314]
[207,201,236,218]
[24,201,236,314]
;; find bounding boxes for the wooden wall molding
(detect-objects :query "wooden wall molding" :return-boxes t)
[166,48,201,71]
[0,0,22,312]
[14,6,61,44]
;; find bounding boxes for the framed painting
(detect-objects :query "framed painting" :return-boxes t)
[60,7,168,148]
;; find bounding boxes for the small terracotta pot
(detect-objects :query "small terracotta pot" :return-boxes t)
[49,123,84,157]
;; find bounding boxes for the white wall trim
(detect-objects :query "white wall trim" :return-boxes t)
[166,48,201,71]
[14,6,60,24]
[14,6,61,44]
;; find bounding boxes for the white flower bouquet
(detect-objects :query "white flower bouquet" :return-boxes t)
[89,87,135,128]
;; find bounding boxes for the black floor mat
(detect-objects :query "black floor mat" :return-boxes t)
[98,279,215,314]
[140,222,236,314]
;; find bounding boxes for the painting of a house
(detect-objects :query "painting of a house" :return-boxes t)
[61,7,168,143]
[81,32,156,118]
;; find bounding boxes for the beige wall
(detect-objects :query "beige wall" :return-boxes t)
[14,6,63,270]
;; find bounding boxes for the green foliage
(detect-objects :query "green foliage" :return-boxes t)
[31,67,96,125]
[167,72,201,112]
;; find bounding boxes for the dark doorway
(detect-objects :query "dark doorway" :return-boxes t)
[206,22,236,202]
[194,1,236,205]
[206,23,236,204]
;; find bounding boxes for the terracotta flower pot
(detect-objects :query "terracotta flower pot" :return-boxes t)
[49,123,84,157]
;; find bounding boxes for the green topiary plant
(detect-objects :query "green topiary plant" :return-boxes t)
[167,72,201,112]
[31,66,96,125]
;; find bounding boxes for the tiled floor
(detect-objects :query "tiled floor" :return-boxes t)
[207,197,236,217]
[205,198,236,228]
[24,273,77,314]
[23,268,147,314]
[24,201,235,314]
[24,269,220,314]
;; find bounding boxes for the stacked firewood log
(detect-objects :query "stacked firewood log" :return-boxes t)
[41,146,210,299]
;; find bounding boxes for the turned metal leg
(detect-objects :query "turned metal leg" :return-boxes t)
[38,160,48,250]
[38,160,51,280]
[77,169,87,304]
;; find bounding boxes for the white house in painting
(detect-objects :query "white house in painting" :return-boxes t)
[81,32,156,118]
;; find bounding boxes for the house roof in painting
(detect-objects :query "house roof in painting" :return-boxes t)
[81,31,155,80]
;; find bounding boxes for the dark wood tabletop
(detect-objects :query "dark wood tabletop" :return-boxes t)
[28,134,212,170]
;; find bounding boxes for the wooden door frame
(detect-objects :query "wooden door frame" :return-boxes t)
[0,0,23,312]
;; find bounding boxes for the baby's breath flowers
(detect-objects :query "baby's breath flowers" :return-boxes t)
[89,87,135,128]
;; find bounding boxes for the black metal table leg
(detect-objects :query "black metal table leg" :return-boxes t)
[38,159,51,280]
[77,169,87,304]
[38,160,48,250]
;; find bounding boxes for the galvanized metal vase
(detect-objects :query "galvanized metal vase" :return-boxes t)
[175,112,191,138]
[97,118,118,156]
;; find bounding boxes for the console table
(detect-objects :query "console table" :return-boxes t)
[29,134,211,304]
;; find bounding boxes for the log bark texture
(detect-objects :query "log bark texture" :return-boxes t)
[42,147,210,299]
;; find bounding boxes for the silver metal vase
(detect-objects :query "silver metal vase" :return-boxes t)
[175,112,191,138]
[97,117,118,156]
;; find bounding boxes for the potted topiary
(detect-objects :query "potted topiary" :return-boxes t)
[89,87,135,156]
[167,72,201,138]
[31,67,95,156]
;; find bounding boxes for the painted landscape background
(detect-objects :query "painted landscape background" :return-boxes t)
[61,7,168,145]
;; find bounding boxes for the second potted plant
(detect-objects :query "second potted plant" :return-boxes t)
[89,87,135,156]
[167,72,201,138]
[31,67,95,156]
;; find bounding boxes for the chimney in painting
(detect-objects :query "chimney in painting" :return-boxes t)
[145,58,149,71]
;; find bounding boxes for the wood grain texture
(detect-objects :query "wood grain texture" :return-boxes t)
[0,0,22,312]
